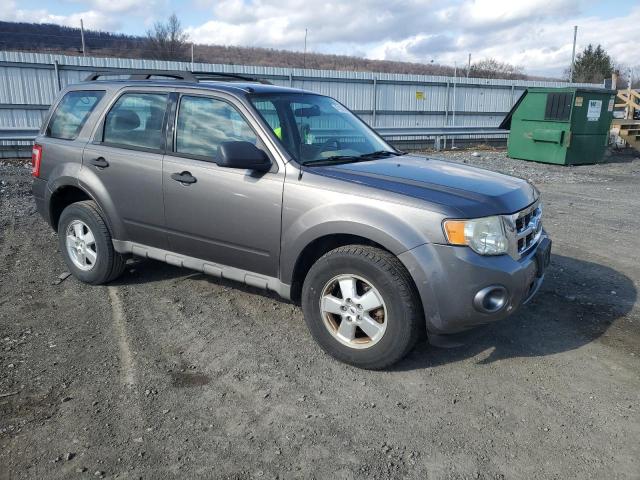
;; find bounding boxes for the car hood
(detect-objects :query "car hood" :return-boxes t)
[310,154,538,217]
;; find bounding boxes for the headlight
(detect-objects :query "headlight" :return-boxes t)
[442,216,508,255]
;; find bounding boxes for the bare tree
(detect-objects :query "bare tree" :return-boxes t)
[145,13,190,61]
[469,58,526,80]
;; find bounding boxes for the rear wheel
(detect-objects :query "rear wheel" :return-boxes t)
[58,200,126,285]
[301,245,423,369]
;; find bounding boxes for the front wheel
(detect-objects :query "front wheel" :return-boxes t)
[301,245,423,369]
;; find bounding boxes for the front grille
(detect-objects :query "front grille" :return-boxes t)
[506,201,543,258]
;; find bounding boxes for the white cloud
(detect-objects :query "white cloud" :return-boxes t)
[40,11,120,31]
[187,0,452,49]
[1,0,638,77]
[0,0,120,30]
[186,0,633,77]
[80,0,145,14]
[459,0,582,27]
[287,0,638,77]
[0,0,165,31]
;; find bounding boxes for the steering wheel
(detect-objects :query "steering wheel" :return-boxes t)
[317,137,342,154]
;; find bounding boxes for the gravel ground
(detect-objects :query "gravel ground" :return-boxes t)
[1,149,639,479]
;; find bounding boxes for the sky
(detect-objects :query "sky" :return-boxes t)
[1,0,638,78]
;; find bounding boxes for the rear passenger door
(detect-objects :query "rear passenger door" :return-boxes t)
[162,93,284,277]
[83,90,170,249]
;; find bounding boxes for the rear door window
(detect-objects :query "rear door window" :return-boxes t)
[46,90,105,140]
[175,95,258,159]
[103,93,168,151]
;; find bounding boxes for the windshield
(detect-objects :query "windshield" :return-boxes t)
[249,93,397,165]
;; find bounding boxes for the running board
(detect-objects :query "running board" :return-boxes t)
[112,240,291,299]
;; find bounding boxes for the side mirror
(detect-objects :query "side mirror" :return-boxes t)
[217,141,272,172]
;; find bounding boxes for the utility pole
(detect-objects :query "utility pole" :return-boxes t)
[466,53,471,78]
[191,43,194,71]
[569,25,577,83]
[303,28,308,70]
[80,19,86,57]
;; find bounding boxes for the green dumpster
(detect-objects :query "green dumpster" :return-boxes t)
[499,87,616,165]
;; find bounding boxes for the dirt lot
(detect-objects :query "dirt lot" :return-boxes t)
[1,149,639,479]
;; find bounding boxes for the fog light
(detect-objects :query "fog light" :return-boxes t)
[473,286,508,313]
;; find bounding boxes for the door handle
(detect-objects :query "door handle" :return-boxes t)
[171,171,197,185]
[89,157,109,169]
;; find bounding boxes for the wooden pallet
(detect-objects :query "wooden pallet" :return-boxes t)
[612,119,640,150]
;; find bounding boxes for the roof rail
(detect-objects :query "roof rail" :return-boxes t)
[191,71,272,85]
[85,70,198,81]
[84,69,272,85]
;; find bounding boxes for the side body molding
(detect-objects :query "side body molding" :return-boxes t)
[112,240,291,299]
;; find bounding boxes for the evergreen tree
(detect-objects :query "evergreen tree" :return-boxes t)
[570,44,613,83]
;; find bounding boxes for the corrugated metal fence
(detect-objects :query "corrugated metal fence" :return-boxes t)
[0,50,600,154]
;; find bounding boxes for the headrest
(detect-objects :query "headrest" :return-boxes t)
[146,106,165,130]
[111,109,140,131]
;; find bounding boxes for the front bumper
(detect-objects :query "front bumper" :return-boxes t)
[398,233,550,334]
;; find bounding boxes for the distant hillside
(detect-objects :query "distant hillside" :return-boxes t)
[0,20,540,80]
[0,21,142,54]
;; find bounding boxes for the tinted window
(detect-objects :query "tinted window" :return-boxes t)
[175,96,258,159]
[46,90,104,140]
[103,93,168,150]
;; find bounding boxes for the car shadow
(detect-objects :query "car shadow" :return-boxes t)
[110,256,288,302]
[393,253,637,371]
[110,253,636,370]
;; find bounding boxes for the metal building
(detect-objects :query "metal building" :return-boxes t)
[0,50,601,155]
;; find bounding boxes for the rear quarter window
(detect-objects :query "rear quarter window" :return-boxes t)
[46,90,105,140]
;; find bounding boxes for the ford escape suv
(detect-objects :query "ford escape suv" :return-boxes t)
[32,69,551,369]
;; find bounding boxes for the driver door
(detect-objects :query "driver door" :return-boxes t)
[162,93,284,277]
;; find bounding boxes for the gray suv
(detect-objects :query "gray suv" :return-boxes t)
[32,70,551,369]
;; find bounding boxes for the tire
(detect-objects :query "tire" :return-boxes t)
[58,200,126,285]
[301,245,423,370]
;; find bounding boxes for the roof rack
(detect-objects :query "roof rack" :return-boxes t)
[191,71,272,85]
[84,69,272,85]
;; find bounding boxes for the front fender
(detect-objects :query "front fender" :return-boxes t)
[279,200,432,284]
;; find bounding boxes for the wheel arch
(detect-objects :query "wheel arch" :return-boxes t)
[48,182,119,238]
[48,184,92,232]
[288,232,421,306]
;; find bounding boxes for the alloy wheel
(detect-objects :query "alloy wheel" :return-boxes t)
[319,274,387,349]
[65,220,98,271]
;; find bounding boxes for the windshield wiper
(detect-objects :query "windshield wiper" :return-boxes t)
[357,150,403,159]
[302,150,403,167]
[302,155,361,166]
